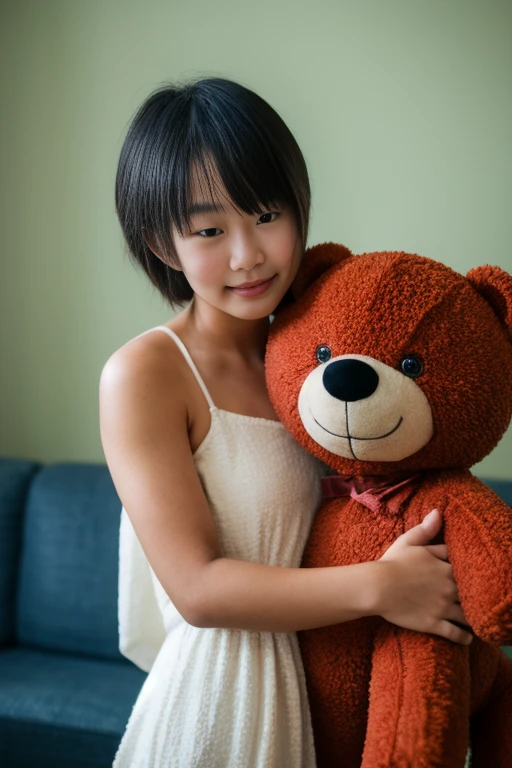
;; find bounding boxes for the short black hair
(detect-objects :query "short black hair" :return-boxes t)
[115,76,311,308]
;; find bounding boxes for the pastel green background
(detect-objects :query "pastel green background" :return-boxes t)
[1,0,511,478]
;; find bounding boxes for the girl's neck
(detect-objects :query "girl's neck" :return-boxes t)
[178,297,270,361]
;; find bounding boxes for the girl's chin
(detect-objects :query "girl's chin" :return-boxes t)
[226,305,277,322]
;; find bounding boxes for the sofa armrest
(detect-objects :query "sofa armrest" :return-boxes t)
[481,478,512,658]
[0,458,41,647]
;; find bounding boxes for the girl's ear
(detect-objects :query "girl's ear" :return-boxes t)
[466,264,512,339]
[145,235,183,272]
[292,242,353,299]
[145,234,164,259]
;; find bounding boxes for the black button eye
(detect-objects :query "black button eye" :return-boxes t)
[316,345,332,364]
[400,355,424,378]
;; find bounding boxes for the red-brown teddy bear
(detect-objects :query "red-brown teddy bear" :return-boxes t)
[265,242,512,768]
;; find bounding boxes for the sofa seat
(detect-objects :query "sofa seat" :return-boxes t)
[0,458,510,766]
[0,647,146,768]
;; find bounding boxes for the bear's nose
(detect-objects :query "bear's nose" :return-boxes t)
[322,359,379,402]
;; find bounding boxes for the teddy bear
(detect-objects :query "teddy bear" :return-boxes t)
[265,242,512,768]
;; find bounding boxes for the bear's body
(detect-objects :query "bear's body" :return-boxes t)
[301,470,512,767]
[266,244,512,767]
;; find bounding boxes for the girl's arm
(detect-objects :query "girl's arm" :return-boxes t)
[99,339,472,646]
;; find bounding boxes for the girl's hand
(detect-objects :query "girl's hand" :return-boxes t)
[377,509,473,645]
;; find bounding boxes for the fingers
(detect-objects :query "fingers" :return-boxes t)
[440,566,459,602]
[399,509,442,546]
[422,544,449,561]
[436,619,473,645]
[444,602,470,627]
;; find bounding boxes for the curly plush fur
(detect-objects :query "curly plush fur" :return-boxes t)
[266,243,512,768]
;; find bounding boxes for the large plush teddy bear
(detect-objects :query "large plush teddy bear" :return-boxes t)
[265,243,512,768]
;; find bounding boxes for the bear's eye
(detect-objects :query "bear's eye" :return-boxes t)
[400,355,424,378]
[316,345,332,364]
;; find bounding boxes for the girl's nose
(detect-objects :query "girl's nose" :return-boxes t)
[229,234,265,271]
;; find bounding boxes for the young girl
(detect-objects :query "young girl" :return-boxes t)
[99,76,472,768]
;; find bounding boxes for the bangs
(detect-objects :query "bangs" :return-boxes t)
[173,149,286,237]
[161,99,300,244]
[115,77,311,307]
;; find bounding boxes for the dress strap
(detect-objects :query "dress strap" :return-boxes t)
[143,326,215,410]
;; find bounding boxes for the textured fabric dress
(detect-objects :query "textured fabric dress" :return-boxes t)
[113,326,324,768]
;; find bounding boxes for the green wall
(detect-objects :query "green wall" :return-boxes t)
[1,0,511,478]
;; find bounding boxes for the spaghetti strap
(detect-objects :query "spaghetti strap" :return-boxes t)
[116,323,324,768]
[141,325,215,410]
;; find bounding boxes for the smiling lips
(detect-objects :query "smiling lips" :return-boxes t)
[311,413,404,442]
[228,276,276,297]
[309,410,403,450]
[310,410,403,460]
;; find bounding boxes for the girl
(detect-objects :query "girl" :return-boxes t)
[99,76,472,768]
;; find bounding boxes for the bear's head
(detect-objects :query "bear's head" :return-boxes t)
[266,243,512,475]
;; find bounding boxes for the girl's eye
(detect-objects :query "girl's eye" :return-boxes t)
[258,211,279,224]
[197,228,222,238]
[196,211,278,236]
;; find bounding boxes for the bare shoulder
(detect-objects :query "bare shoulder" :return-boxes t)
[101,326,189,412]
[98,328,222,624]
[100,327,183,394]
[99,327,193,460]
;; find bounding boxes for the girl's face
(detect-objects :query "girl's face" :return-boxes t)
[170,169,303,321]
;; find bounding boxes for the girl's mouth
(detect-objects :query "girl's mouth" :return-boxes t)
[227,276,276,297]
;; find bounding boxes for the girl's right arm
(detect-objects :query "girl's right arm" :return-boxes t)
[99,339,473,646]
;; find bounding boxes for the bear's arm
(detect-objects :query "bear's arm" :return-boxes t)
[442,474,512,645]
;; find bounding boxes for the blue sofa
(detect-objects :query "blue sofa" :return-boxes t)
[0,459,146,768]
[0,457,511,767]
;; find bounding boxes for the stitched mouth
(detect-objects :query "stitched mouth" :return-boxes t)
[310,406,403,460]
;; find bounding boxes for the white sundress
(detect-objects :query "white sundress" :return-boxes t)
[114,325,323,768]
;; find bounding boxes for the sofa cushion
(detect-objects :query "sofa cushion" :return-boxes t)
[0,647,146,768]
[0,459,41,647]
[16,463,125,660]
[482,478,512,508]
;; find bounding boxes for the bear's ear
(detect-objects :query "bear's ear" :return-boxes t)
[466,265,512,339]
[292,242,353,299]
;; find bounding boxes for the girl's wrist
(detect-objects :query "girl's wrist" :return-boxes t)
[358,560,391,619]
[331,561,388,622]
